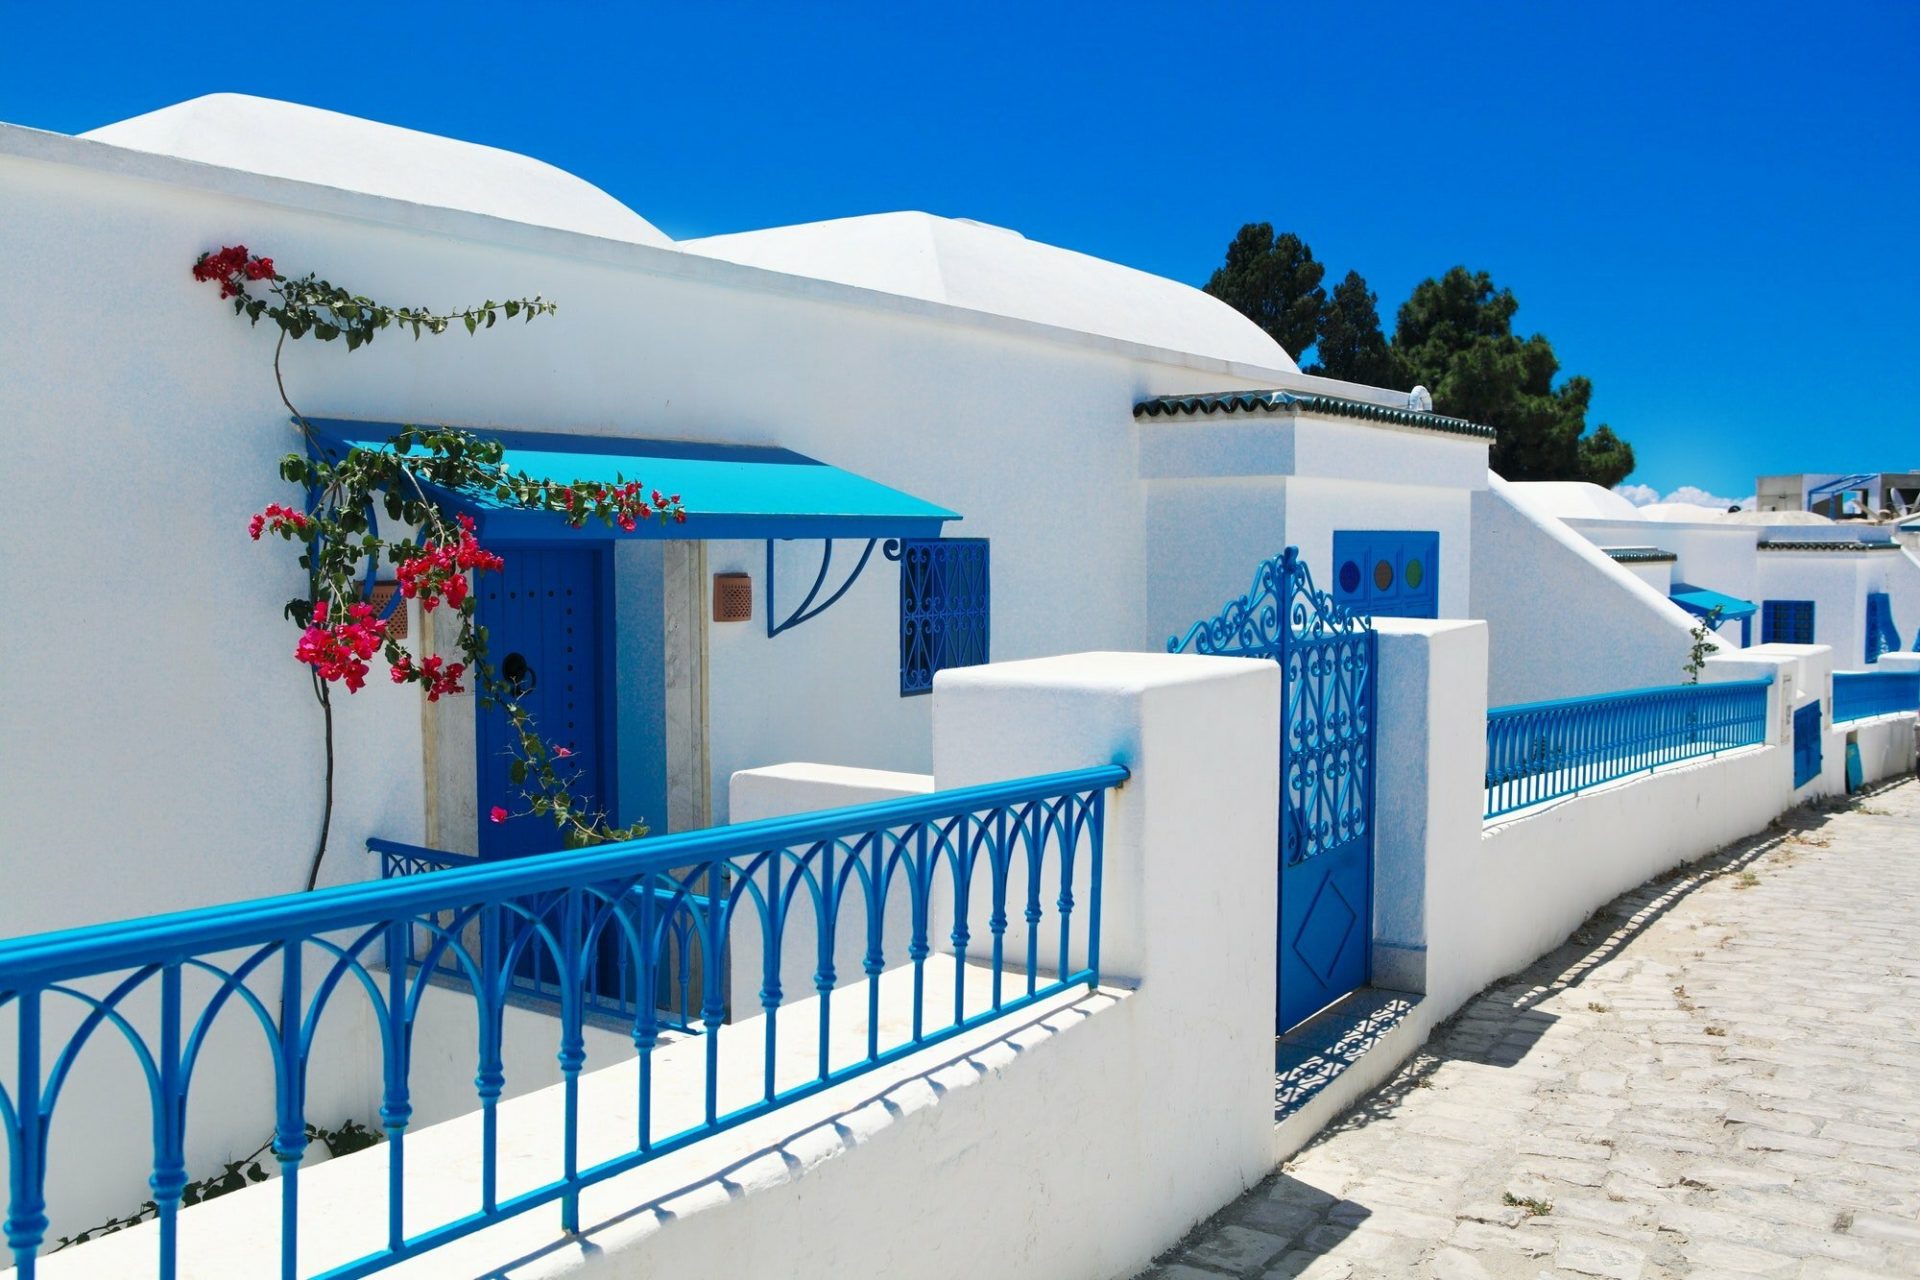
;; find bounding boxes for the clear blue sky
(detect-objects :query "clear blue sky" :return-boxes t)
[5,2,1914,501]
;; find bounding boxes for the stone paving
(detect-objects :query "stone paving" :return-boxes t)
[1140,777,1920,1280]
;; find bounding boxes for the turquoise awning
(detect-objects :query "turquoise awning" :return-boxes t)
[306,420,958,541]
[1670,584,1756,621]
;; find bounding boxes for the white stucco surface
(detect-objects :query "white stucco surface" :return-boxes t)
[1472,474,1705,703]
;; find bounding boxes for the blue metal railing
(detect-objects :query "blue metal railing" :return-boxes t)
[0,765,1122,1279]
[374,842,707,1032]
[1834,669,1920,723]
[1485,679,1771,820]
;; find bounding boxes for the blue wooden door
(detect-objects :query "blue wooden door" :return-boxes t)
[476,546,609,858]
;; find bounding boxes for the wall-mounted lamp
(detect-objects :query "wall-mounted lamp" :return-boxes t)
[712,572,753,623]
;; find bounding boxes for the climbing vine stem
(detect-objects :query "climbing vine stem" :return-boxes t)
[196,245,685,875]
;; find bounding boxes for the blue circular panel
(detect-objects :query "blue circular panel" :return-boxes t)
[1339,561,1361,593]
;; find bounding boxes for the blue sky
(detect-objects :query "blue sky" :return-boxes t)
[5,2,1914,501]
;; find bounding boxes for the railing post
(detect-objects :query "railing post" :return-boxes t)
[151,965,187,1280]
[6,988,48,1280]
[273,942,308,1280]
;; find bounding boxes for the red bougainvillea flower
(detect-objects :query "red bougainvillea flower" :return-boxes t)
[248,502,309,541]
[489,805,509,824]
[293,600,389,693]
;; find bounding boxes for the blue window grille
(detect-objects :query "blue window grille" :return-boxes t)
[1833,670,1920,723]
[1792,700,1824,787]
[1332,530,1439,619]
[1865,591,1900,664]
[898,537,989,696]
[1761,599,1815,644]
[0,766,1122,1279]
[1484,678,1772,820]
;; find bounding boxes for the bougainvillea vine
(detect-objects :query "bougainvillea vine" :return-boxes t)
[197,245,684,884]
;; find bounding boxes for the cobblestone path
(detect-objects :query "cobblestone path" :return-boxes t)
[1141,778,1920,1280]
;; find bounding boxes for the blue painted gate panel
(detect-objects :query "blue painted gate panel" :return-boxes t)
[476,546,609,857]
[1171,547,1375,1030]
[1792,700,1823,789]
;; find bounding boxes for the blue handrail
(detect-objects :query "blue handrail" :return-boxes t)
[1833,669,1920,723]
[0,764,1125,1279]
[1485,679,1771,820]
[373,839,712,1033]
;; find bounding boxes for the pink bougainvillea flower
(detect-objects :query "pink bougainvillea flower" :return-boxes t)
[489,805,509,824]
[553,745,573,758]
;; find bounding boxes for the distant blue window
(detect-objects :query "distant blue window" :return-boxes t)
[1762,599,1816,645]
[1865,592,1899,664]
[899,538,989,696]
[1332,530,1439,619]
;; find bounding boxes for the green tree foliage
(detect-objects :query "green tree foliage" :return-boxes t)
[1309,270,1405,388]
[1202,229,1636,487]
[1392,267,1634,487]
[1203,223,1327,361]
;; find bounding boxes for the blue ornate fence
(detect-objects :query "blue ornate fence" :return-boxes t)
[1833,669,1920,724]
[374,842,707,1033]
[1485,679,1772,820]
[0,767,1121,1279]
[1169,547,1376,1030]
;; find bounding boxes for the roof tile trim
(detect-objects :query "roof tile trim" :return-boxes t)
[1133,389,1496,440]
[1757,540,1901,552]
[1603,547,1679,563]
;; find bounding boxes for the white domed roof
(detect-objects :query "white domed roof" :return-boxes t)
[1639,502,1733,523]
[84,94,672,248]
[1506,481,1643,522]
[681,211,1295,370]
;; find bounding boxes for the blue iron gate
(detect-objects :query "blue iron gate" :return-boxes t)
[1793,699,1824,788]
[1170,547,1377,1030]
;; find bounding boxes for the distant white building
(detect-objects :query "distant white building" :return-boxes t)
[1514,482,1920,665]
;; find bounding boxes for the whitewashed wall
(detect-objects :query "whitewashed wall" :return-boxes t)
[1471,475,1703,704]
[1139,417,1486,649]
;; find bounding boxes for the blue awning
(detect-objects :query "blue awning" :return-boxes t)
[307,420,958,541]
[1671,584,1756,621]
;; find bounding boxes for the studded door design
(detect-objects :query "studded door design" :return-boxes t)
[1170,547,1376,1030]
[476,546,608,859]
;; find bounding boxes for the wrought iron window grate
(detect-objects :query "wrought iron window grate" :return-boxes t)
[1761,599,1815,645]
[897,537,990,696]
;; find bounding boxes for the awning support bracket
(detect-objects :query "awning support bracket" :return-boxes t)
[766,537,881,639]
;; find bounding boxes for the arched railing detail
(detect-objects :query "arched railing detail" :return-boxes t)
[1,766,1122,1279]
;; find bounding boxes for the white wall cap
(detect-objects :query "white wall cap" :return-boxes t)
[682,211,1295,372]
[81,93,674,248]
[729,762,935,794]
[933,650,1278,696]
[1369,618,1490,640]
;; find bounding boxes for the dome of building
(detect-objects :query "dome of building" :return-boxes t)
[1506,481,1644,522]
[83,94,673,248]
[681,211,1295,370]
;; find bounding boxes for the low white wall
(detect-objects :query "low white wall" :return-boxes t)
[1416,642,1809,1019]
[44,652,1284,1280]
[1452,746,1790,1013]
[1848,713,1917,786]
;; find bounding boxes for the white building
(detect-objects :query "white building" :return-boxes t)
[2,95,1912,1278]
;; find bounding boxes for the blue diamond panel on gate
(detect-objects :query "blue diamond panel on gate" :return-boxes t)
[899,537,990,696]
